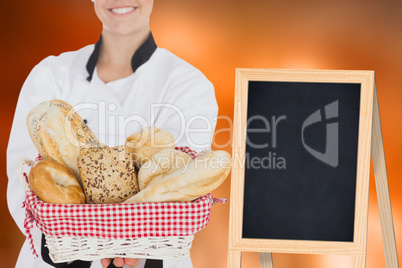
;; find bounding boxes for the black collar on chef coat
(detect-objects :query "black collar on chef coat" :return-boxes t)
[86,32,157,82]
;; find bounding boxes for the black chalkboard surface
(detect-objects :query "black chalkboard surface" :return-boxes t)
[242,81,361,242]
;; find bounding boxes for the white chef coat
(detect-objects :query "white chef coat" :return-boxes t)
[7,34,218,268]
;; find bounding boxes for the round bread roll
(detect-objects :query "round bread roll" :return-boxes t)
[28,159,85,204]
[78,145,139,204]
[124,150,232,203]
[27,99,104,179]
[138,148,193,191]
[125,127,175,167]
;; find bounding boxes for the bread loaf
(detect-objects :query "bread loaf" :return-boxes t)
[78,145,139,204]
[27,99,104,179]
[124,150,232,203]
[138,148,193,190]
[125,127,175,167]
[28,159,85,204]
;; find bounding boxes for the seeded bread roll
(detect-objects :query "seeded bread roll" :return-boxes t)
[78,145,139,204]
[138,148,193,191]
[124,150,232,203]
[28,159,85,204]
[27,99,104,179]
[125,127,175,167]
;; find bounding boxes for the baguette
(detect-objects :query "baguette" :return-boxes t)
[138,148,193,190]
[124,150,231,203]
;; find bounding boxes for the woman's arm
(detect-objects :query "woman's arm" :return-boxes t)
[6,59,57,239]
[153,72,218,152]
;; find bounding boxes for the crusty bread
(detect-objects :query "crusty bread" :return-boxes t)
[125,127,175,167]
[124,150,232,203]
[78,145,139,204]
[27,99,104,179]
[28,159,85,204]
[138,148,193,191]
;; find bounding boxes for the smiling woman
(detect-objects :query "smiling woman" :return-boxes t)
[92,0,154,83]
[6,0,218,267]
[93,0,153,36]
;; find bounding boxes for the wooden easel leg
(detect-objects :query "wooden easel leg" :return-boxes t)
[372,85,399,268]
[228,250,242,268]
[259,253,274,268]
[353,255,366,268]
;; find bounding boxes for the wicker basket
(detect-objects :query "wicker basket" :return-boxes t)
[18,147,224,263]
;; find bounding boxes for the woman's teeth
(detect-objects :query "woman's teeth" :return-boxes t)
[110,7,135,14]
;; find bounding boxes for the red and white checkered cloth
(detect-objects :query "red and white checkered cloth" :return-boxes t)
[22,146,227,258]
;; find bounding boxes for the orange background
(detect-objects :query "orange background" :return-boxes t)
[1,0,401,267]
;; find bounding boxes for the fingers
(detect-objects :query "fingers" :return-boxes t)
[124,258,140,267]
[101,257,140,268]
[100,258,112,268]
[113,257,125,267]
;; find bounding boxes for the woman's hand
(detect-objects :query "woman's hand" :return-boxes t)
[101,257,140,268]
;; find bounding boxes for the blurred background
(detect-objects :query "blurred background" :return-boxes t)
[1,0,401,267]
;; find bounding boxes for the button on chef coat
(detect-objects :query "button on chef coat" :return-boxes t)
[7,36,218,268]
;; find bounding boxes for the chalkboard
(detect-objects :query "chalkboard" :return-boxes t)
[242,81,361,242]
[228,69,375,258]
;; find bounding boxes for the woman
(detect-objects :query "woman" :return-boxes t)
[7,0,218,267]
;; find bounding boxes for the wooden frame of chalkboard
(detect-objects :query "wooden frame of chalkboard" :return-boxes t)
[227,69,398,268]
